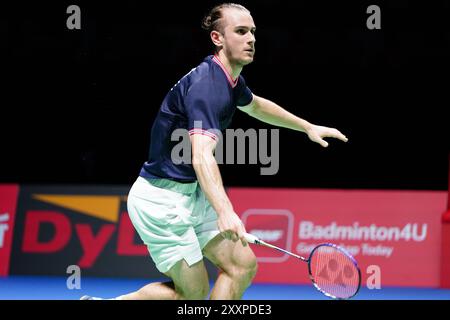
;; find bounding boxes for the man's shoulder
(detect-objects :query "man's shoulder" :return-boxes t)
[188,56,214,81]
[184,57,219,91]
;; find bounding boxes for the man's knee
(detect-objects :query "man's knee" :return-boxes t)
[244,255,258,281]
[228,253,258,283]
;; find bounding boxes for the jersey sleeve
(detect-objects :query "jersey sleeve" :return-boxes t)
[236,75,254,107]
[184,80,221,141]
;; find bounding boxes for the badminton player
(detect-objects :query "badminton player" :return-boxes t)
[81,3,348,300]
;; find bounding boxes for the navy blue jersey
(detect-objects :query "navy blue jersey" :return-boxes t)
[140,55,254,182]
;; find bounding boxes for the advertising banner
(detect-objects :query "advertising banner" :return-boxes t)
[228,188,447,287]
[0,184,20,276]
[9,185,217,279]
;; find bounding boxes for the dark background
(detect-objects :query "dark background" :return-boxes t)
[1,0,449,190]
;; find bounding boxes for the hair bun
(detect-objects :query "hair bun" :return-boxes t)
[202,15,212,31]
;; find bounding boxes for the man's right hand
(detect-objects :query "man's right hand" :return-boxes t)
[217,211,248,247]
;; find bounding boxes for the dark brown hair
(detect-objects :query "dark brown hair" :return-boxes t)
[201,3,250,34]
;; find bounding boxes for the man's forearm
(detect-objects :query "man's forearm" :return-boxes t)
[246,96,312,133]
[193,153,233,217]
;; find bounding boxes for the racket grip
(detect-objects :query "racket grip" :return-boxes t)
[244,232,260,244]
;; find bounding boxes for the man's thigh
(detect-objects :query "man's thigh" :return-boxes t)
[202,234,257,274]
[164,259,209,297]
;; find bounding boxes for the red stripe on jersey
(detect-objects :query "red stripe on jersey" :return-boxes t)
[212,55,239,88]
[189,129,218,141]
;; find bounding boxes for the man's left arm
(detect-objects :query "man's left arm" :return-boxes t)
[238,95,348,147]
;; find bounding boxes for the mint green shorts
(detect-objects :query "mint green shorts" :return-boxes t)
[127,177,220,273]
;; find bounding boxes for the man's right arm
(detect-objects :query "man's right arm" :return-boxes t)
[190,134,247,246]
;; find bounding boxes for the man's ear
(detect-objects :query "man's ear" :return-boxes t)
[210,30,223,47]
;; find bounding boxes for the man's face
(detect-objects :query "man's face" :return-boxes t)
[218,8,256,66]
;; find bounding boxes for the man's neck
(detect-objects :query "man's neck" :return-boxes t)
[215,51,243,81]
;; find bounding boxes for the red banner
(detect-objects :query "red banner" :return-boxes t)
[228,188,447,287]
[0,185,19,276]
[8,186,218,279]
[440,155,450,288]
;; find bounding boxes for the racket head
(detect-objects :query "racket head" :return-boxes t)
[307,243,361,299]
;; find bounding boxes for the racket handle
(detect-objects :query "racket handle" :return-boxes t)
[244,232,260,244]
